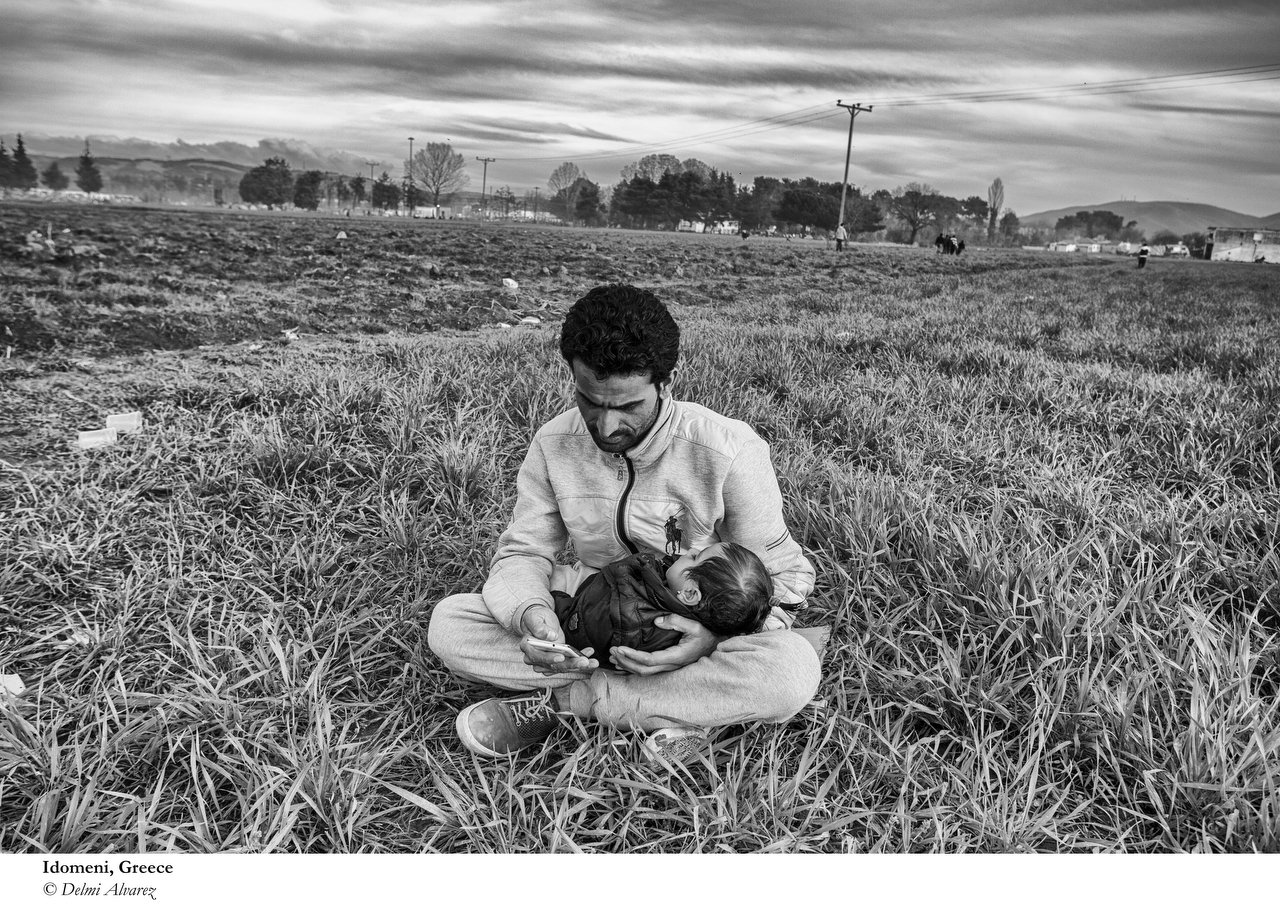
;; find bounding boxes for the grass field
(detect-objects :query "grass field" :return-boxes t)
[2,202,1278,853]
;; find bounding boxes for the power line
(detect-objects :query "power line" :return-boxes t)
[872,63,1280,107]
[495,63,1280,167]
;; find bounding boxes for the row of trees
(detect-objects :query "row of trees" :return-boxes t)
[240,143,472,211]
[1,135,103,194]
[534,153,1023,244]
[238,157,374,210]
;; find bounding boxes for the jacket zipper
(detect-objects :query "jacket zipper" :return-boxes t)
[614,454,638,554]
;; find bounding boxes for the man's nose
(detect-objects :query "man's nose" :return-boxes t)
[596,410,621,437]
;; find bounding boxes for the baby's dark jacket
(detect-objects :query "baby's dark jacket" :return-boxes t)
[552,553,695,668]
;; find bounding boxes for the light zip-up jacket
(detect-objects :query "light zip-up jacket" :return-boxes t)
[481,395,815,634]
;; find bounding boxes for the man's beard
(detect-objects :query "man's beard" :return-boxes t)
[588,397,662,454]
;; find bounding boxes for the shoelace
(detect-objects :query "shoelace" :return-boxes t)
[509,696,550,727]
[509,697,554,737]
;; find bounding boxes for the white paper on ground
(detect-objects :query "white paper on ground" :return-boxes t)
[77,428,118,449]
[105,411,143,433]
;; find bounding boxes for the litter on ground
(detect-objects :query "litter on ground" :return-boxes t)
[77,428,118,450]
[106,411,143,433]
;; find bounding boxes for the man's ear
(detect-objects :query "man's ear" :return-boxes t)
[677,586,701,607]
[658,367,678,401]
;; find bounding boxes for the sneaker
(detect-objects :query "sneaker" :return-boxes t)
[455,691,563,757]
[640,726,710,768]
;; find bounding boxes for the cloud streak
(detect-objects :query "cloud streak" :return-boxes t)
[2,0,1277,214]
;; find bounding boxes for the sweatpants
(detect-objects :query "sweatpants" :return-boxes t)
[428,591,822,732]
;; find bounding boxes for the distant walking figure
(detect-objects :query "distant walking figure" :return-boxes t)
[935,233,946,254]
[1137,243,1150,269]
[834,224,848,252]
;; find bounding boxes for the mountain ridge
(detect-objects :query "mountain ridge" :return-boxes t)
[1021,200,1277,237]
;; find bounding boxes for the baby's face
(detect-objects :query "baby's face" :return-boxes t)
[665,543,728,594]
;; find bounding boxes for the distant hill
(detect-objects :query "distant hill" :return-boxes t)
[29,153,253,204]
[1022,200,1270,237]
[25,134,375,177]
[1262,212,1280,226]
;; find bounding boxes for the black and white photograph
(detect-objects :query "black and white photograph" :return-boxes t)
[1,0,1277,909]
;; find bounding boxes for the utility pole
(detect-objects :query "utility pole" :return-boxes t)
[835,101,873,233]
[476,156,495,220]
[364,161,377,211]
[405,137,414,213]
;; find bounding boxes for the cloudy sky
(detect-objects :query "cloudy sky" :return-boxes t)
[3,0,1278,215]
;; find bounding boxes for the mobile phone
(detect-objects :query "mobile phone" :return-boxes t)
[526,637,584,657]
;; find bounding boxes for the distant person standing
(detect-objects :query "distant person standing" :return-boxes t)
[834,223,848,252]
[1137,243,1150,269]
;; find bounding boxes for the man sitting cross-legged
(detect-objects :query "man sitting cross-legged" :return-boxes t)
[427,283,821,764]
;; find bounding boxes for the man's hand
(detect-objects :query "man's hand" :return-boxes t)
[609,614,718,675]
[519,605,597,679]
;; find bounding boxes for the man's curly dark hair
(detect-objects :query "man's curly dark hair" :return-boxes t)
[559,284,679,385]
[686,543,773,637]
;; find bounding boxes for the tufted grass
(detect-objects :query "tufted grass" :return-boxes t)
[2,218,1279,854]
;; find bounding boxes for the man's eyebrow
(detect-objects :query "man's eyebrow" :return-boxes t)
[576,392,645,410]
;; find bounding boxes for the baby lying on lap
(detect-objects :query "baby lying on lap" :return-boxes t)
[551,542,773,668]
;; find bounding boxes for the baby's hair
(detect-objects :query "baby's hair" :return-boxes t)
[686,543,773,636]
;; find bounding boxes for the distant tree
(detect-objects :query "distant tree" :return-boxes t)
[293,170,324,210]
[370,171,400,210]
[404,183,428,208]
[932,194,962,231]
[776,178,840,231]
[547,162,583,220]
[959,195,989,227]
[0,140,12,190]
[680,158,714,181]
[1150,230,1181,246]
[737,176,784,230]
[41,161,70,190]
[238,156,293,208]
[408,142,469,206]
[11,134,38,189]
[491,184,516,218]
[842,187,885,235]
[547,161,581,198]
[74,142,103,193]
[887,183,942,244]
[610,175,661,228]
[1055,209,1125,239]
[1118,220,1143,244]
[998,210,1020,243]
[987,178,1004,242]
[620,153,682,183]
[573,178,604,226]
[350,175,366,206]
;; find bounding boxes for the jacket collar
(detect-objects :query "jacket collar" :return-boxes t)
[616,394,677,468]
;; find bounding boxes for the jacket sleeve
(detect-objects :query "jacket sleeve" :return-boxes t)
[719,438,815,612]
[480,434,569,633]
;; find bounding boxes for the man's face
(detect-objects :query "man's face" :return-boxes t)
[570,358,668,454]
